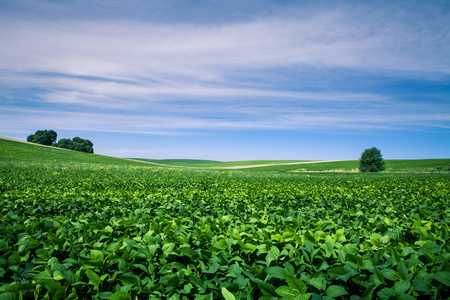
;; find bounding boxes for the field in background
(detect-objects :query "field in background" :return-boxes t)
[1,137,449,299]
[134,158,450,173]
[133,159,309,168]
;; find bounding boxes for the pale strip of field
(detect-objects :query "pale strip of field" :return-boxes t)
[217,160,347,169]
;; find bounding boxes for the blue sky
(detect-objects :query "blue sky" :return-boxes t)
[0,0,449,161]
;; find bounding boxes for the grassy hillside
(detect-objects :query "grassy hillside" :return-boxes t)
[0,137,154,167]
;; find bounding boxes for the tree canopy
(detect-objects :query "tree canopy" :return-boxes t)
[27,130,93,153]
[359,147,385,172]
[27,130,57,146]
[55,137,93,153]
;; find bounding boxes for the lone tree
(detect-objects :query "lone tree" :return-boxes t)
[27,130,57,146]
[359,147,386,172]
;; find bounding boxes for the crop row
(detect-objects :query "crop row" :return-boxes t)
[0,163,449,299]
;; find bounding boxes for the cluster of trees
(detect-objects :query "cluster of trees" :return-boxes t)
[55,137,94,153]
[27,130,94,153]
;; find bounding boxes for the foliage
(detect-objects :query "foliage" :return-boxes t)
[54,137,94,153]
[1,140,449,299]
[26,130,94,153]
[26,129,57,146]
[359,147,386,173]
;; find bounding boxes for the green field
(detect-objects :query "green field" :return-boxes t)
[1,137,449,299]
[134,158,450,173]
[133,159,309,168]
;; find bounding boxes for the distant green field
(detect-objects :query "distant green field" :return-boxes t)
[248,159,450,172]
[133,157,450,172]
[134,158,308,168]
[248,160,359,172]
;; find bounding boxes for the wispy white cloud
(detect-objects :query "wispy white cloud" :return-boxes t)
[1,10,449,80]
[1,103,448,136]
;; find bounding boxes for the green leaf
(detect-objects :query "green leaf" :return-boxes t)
[310,277,325,291]
[326,285,348,297]
[257,281,278,296]
[270,245,280,257]
[86,269,101,290]
[124,238,138,248]
[265,266,286,279]
[36,248,51,260]
[59,269,77,284]
[412,280,431,293]
[284,262,295,275]
[43,279,66,300]
[81,250,104,268]
[110,292,131,300]
[373,266,385,285]
[286,274,307,294]
[213,239,227,250]
[180,247,198,259]
[0,292,17,300]
[390,248,400,265]
[162,242,175,252]
[432,271,450,287]
[33,271,53,284]
[160,274,179,287]
[242,243,257,253]
[194,295,213,300]
[181,283,193,294]
[265,251,276,267]
[328,266,347,275]
[394,280,410,294]
[275,286,298,300]
[98,292,114,299]
[221,287,236,300]
[381,269,398,281]
[417,242,439,262]
[203,261,220,274]
[189,274,203,288]
[90,249,104,262]
[377,288,398,299]
[119,273,141,289]
[0,283,33,294]
[361,285,375,300]
[396,261,408,280]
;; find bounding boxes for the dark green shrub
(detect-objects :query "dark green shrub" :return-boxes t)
[359,147,386,172]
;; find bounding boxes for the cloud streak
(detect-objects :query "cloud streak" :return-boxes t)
[1,10,449,79]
